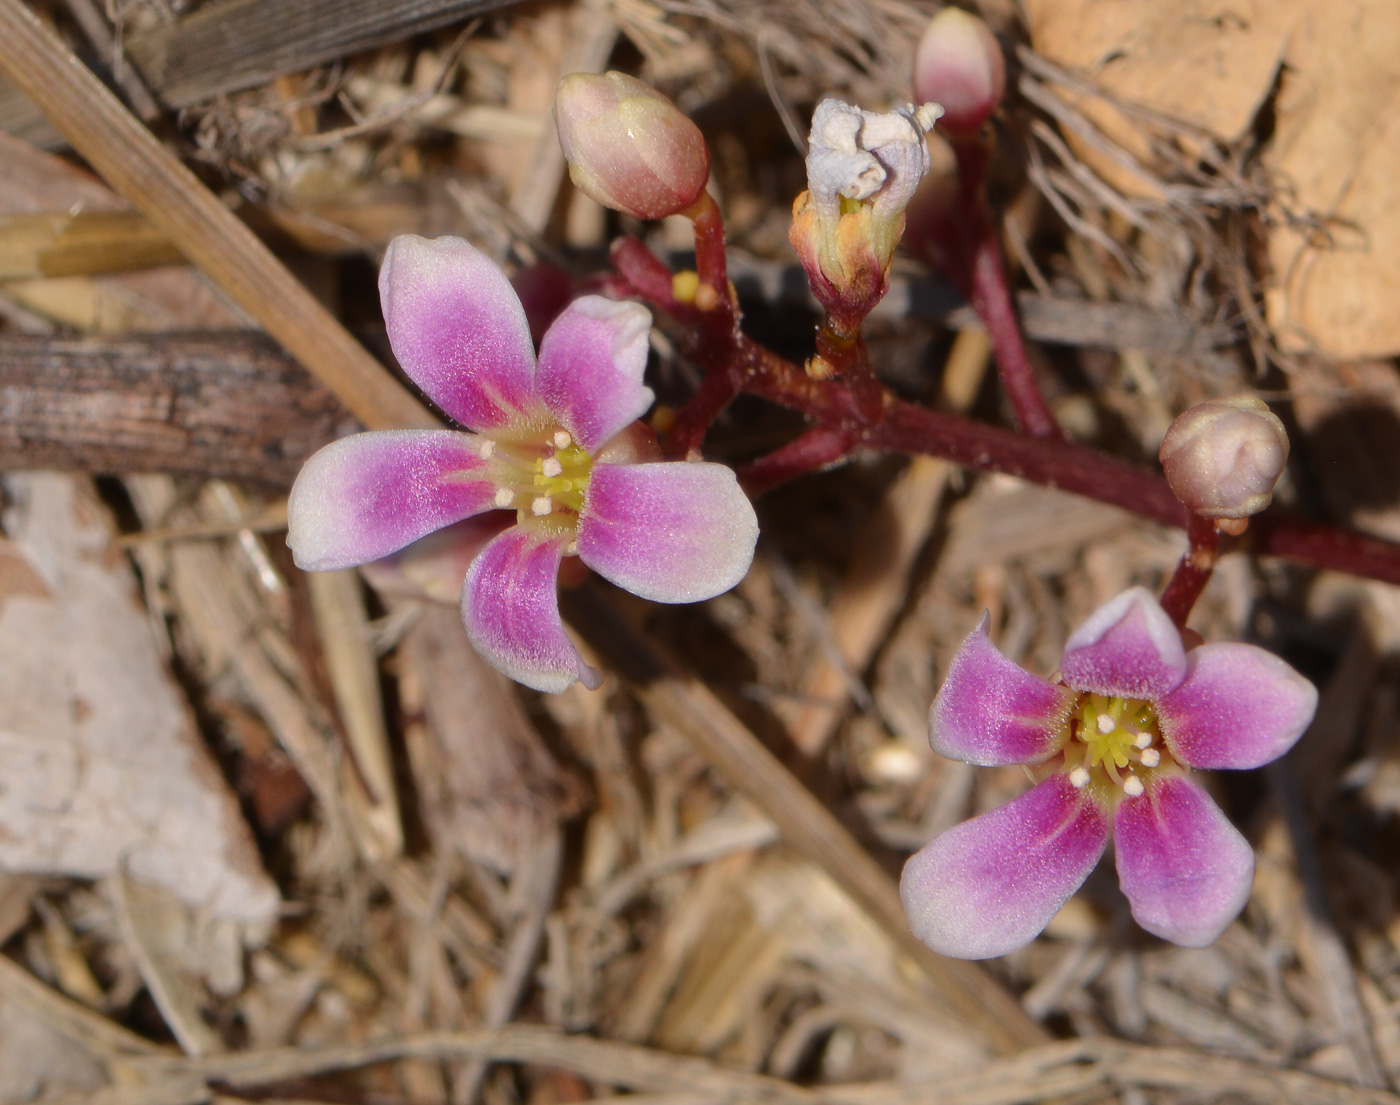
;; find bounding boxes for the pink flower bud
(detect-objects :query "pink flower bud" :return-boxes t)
[913,8,1006,136]
[1159,397,1290,520]
[554,71,710,220]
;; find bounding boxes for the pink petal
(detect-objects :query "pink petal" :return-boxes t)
[380,235,539,432]
[287,431,495,571]
[1114,775,1254,947]
[929,618,1074,765]
[1060,587,1186,700]
[577,462,758,603]
[1156,643,1317,770]
[899,774,1109,959]
[461,524,601,693]
[536,296,655,452]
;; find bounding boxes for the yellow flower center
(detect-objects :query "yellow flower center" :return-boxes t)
[1065,694,1167,798]
[483,429,594,535]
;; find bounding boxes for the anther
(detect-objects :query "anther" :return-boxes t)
[553,430,572,449]
[1139,748,1161,768]
[565,540,579,556]
[479,439,496,459]
[494,488,515,508]
[1122,775,1145,798]
[1133,732,1153,749]
[531,496,552,516]
[541,457,564,478]
[1096,713,1116,735]
[1068,767,1091,789]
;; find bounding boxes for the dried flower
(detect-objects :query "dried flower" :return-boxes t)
[288,235,758,692]
[554,71,711,220]
[900,588,1316,958]
[1159,396,1290,522]
[912,7,1006,136]
[789,99,941,334]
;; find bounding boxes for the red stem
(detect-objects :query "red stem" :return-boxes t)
[666,369,741,458]
[739,425,856,496]
[1159,514,1222,629]
[967,228,1060,439]
[608,221,1400,591]
[906,139,1060,438]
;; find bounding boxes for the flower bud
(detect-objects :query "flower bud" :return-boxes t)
[913,7,1006,136]
[1159,396,1290,520]
[789,99,940,332]
[554,71,710,220]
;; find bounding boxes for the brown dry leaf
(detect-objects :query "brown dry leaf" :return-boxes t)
[1025,0,1400,357]
[1022,0,1304,196]
[1263,0,1400,358]
[0,992,108,1104]
[0,471,278,931]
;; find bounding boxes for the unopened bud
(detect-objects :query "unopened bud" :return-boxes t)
[554,71,710,220]
[790,99,940,331]
[1159,396,1290,520]
[913,8,1006,136]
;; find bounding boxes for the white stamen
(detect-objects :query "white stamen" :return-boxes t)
[1068,767,1091,789]
[1096,713,1116,735]
[478,439,496,459]
[494,488,515,508]
[531,496,552,516]
[1133,732,1153,749]
[1139,748,1161,768]
[541,457,563,478]
[565,540,579,556]
[1122,775,1145,797]
[553,430,572,449]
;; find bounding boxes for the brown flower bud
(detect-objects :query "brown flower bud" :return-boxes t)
[913,8,1006,136]
[554,72,710,220]
[1159,396,1290,520]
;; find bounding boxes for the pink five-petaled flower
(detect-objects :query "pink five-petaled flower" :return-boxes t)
[286,234,759,693]
[900,587,1317,959]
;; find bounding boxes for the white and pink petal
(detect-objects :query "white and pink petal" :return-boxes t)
[1114,774,1254,947]
[929,618,1074,766]
[899,774,1109,960]
[380,235,539,433]
[461,524,601,694]
[1060,587,1186,700]
[536,296,655,452]
[287,430,496,571]
[577,461,758,603]
[1156,643,1317,770]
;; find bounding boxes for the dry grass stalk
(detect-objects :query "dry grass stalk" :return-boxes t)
[0,0,433,431]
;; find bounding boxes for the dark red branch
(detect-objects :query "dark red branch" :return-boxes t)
[1159,514,1222,629]
[906,139,1061,439]
[739,425,856,497]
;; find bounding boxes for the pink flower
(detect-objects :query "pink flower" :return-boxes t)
[900,588,1317,958]
[287,235,758,693]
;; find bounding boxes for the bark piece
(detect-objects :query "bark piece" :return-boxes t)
[0,332,348,486]
[402,603,582,874]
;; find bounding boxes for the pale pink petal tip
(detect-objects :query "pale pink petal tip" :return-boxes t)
[578,461,758,603]
[1157,642,1316,770]
[537,296,656,452]
[379,234,538,432]
[461,526,602,693]
[930,617,1073,766]
[1114,775,1254,947]
[287,430,495,572]
[899,775,1109,959]
[1061,587,1186,699]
